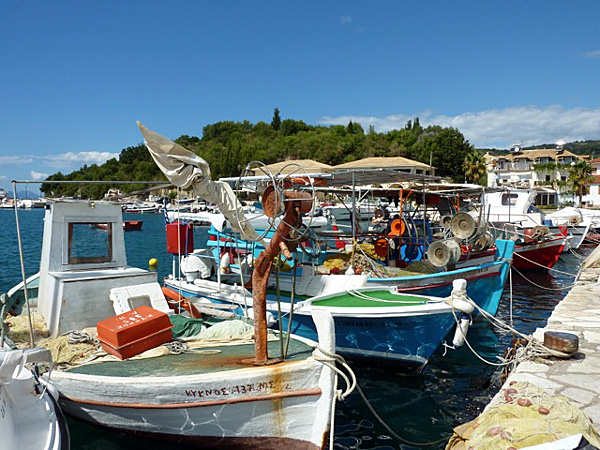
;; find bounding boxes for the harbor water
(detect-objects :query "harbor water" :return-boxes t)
[0,209,587,450]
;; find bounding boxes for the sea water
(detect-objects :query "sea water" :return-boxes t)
[0,209,586,449]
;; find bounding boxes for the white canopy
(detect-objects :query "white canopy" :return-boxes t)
[137,122,262,242]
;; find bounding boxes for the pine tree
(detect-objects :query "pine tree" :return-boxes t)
[271,108,281,131]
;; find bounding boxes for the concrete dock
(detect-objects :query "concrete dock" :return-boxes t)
[446,247,600,448]
[491,250,600,429]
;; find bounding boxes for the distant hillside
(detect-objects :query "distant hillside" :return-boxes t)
[41,113,475,199]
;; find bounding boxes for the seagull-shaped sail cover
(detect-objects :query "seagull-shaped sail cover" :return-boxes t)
[137,121,262,242]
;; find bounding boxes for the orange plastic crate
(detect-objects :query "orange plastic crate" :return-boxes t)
[97,305,173,360]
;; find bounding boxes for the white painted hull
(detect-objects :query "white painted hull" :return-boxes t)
[49,313,336,449]
[0,348,68,450]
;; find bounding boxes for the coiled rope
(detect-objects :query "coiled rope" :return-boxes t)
[66,330,100,346]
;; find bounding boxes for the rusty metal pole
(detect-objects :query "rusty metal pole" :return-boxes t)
[251,207,298,364]
[250,188,312,365]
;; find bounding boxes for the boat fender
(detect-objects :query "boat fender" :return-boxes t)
[246,307,276,327]
[447,279,474,314]
[452,313,472,348]
[450,296,474,314]
[220,252,231,274]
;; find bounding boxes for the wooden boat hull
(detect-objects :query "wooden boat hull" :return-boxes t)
[512,237,565,269]
[51,354,333,449]
[274,292,456,373]
[366,252,512,316]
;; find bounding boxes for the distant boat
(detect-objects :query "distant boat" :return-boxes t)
[123,220,143,231]
[123,203,158,213]
[93,220,143,231]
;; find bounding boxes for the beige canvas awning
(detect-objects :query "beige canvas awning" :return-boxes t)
[333,156,434,171]
[253,159,333,175]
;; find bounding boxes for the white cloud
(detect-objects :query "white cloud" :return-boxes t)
[30,170,49,181]
[340,15,353,25]
[582,50,600,59]
[41,151,119,169]
[0,175,7,181]
[319,105,600,148]
[0,156,34,164]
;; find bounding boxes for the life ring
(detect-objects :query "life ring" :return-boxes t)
[162,287,202,319]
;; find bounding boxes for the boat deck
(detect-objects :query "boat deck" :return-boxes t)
[64,339,314,377]
[312,290,437,308]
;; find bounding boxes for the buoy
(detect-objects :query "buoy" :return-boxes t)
[448,278,473,348]
[149,258,158,270]
[448,279,474,314]
[452,313,471,347]
[220,252,231,274]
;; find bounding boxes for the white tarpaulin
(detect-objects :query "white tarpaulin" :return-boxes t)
[137,122,262,242]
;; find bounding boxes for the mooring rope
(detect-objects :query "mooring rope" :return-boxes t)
[313,346,450,447]
[513,249,577,276]
[512,266,576,291]
[443,295,572,367]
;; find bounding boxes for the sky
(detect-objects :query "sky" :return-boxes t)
[2,1,600,193]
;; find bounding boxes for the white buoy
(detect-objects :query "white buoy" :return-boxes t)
[452,315,471,347]
[220,252,231,274]
[449,279,474,314]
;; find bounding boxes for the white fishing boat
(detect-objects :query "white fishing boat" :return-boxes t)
[0,345,69,450]
[7,196,341,449]
[480,188,590,251]
[4,122,352,448]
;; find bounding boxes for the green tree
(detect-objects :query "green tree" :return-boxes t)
[568,160,594,206]
[412,127,474,181]
[271,108,281,131]
[463,150,487,185]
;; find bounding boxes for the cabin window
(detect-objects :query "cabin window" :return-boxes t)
[68,222,113,264]
[501,193,518,206]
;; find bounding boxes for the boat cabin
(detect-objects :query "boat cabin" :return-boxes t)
[37,201,157,336]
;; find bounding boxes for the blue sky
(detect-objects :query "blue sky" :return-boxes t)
[2,1,600,192]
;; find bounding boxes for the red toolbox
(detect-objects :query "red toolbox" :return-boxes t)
[97,305,173,360]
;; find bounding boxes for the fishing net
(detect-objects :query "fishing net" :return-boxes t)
[4,312,50,347]
[446,381,600,449]
[41,334,98,366]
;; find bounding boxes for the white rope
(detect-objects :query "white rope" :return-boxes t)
[443,294,571,367]
[312,345,356,401]
[513,248,577,276]
[346,288,442,305]
[512,266,576,291]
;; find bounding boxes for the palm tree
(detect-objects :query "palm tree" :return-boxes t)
[568,160,594,206]
[463,151,487,185]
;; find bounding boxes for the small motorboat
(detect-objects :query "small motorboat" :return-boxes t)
[93,220,143,231]
[122,220,143,231]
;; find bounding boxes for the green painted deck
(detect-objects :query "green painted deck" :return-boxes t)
[311,290,434,308]
[65,338,314,377]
